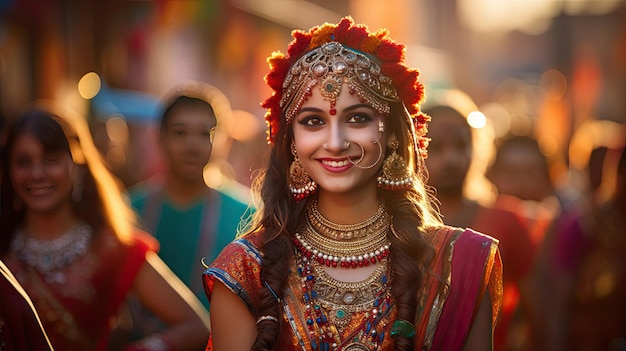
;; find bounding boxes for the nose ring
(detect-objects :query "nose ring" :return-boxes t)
[344,141,351,149]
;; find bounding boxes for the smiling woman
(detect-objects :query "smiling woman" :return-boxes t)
[203,16,503,351]
[0,104,211,351]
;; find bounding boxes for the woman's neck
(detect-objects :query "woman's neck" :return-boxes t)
[315,189,380,225]
[22,206,81,240]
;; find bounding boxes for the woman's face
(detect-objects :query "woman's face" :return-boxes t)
[292,83,386,197]
[9,132,77,214]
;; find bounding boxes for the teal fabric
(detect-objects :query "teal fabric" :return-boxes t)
[130,185,250,309]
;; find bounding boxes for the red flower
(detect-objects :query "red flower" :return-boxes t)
[262,16,428,146]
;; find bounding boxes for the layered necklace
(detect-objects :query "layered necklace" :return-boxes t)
[11,222,93,284]
[294,201,391,268]
[293,201,394,350]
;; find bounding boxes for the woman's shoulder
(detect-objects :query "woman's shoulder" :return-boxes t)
[424,225,499,251]
[91,227,157,266]
[209,230,265,267]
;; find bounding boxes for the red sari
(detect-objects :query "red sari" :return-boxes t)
[203,226,502,350]
[4,229,156,351]
[0,260,53,351]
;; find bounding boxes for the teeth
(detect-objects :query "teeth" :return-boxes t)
[322,160,349,167]
[29,187,52,194]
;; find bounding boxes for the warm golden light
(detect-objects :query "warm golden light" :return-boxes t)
[78,72,102,99]
[467,111,487,129]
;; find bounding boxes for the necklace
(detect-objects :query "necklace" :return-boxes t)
[296,251,392,350]
[11,222,93,283]
[313,259,388,331]
[308,200,389,240]
[294,206,391,268]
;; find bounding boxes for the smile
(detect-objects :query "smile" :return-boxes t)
[28,186,53,194]
[321,159,350,168]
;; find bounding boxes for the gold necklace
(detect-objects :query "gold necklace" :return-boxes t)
[313,259,390,332]
[294,204,392,268]
[308,200,389,240]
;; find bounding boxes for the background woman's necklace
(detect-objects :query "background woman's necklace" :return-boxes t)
[11,222,93,284]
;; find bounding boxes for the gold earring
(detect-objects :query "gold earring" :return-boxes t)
[289,143,316,201]
[377,140,413,190]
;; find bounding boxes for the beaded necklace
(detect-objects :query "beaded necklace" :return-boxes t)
[293,202,394,350]
[294,202,391,269]
[296,252,393,351]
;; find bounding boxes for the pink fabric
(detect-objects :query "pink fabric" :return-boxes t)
[431,228,498,350]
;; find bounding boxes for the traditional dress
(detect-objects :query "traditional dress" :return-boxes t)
[0,260,53,351]
[4,228,156,351]
[204,226,502,350]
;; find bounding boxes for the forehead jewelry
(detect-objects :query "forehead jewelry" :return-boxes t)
[281,42,400,124]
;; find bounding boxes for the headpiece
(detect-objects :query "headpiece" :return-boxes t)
[262,16,430,156]
[281,41,399,123]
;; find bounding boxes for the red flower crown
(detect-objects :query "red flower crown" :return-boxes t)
[261,16,429,155]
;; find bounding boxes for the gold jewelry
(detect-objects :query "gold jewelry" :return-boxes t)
[289,143,316,201]
[294,210,391,268]
[377,139,413,190]
[313,259,390,331]
[280,42,400,124]
[307,200,388,240]
[11,222,93,284]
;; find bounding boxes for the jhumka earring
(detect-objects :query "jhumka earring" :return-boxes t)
[289,143,317,201]
[377,140,413,190]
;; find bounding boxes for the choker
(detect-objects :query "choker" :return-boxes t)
[294,204,391,268]
[308,200,389,240]
[11,222,93,283]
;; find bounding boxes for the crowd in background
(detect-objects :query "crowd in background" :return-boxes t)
[1,1,626,350]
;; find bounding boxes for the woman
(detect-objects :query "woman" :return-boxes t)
[0,103,211,351]
[204,17,502,351]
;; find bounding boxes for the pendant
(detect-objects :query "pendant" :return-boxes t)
[343,342,370,351]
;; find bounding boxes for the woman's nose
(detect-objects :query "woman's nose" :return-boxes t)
[323,126,350,152]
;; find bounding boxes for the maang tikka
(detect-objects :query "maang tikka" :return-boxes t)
[377,140,413,190]
[289,143,317,201]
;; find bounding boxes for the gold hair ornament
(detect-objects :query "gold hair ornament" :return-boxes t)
[280,42,400,124]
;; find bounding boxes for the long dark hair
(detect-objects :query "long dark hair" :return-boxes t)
[0,104,136,256]
[247,99,440,350]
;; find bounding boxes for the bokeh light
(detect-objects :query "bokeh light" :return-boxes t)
[77,72,101,99]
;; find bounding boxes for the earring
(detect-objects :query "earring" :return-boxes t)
[377,140,413,190]
[289,143,316,201]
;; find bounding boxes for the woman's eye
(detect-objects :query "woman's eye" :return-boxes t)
[173,130,186,136]
[347,113,373,124]
[299,116,324,126]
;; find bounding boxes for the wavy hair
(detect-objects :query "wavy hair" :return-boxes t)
[243,16,442,351]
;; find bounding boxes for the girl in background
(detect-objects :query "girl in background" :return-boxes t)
[1,103,210,351]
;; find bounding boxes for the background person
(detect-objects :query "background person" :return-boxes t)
[0,104,210,351]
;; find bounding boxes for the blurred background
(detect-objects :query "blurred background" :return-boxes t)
[2,1,626,350]
[1,0,624,191]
